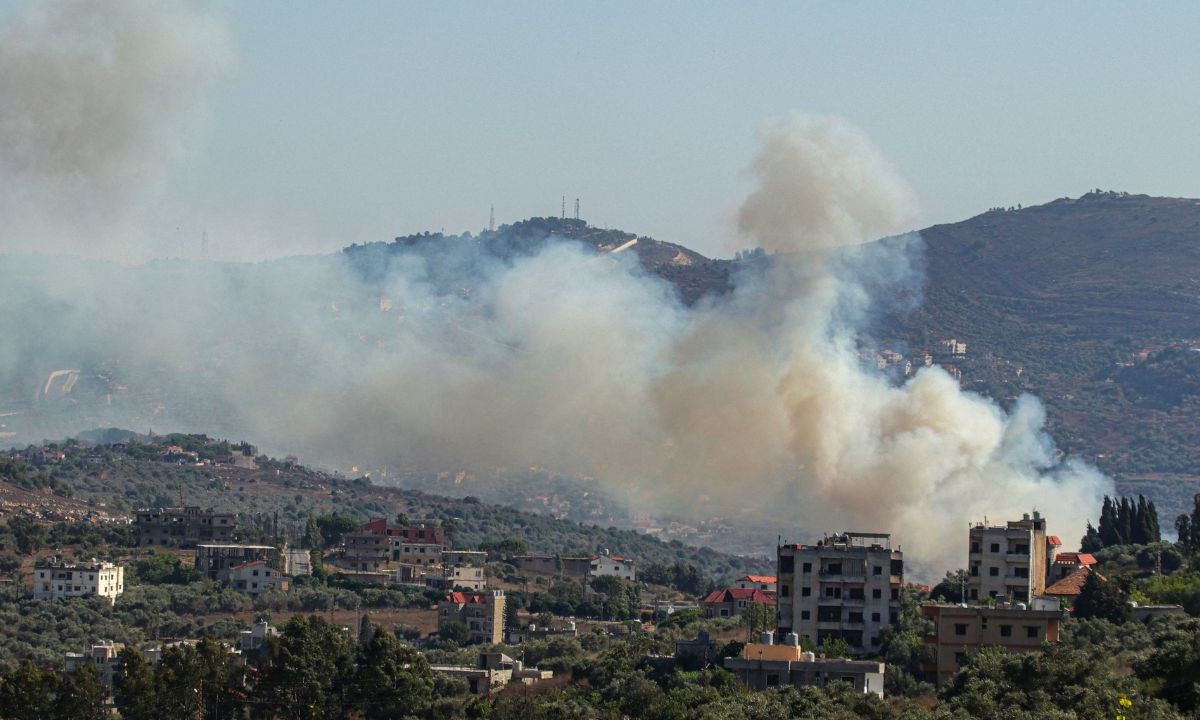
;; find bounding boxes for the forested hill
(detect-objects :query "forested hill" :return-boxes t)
[878,192,1200,521]
[1,435,771,582]
[343,216,734,305]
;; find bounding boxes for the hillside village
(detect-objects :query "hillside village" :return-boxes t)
[3,435,1200,717]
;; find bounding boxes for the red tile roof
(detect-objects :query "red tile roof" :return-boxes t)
[361,518,388,533]
[738,575,777,584]
[1045,566,1105,597]
[1046,535,1063,547]
[700,588,775,605]
[1054,552,1097,566]
[445,592,489,605]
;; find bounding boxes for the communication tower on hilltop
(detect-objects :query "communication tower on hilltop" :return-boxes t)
[574,198,580,220]
[561,195,566,219]
[489,205,495,232]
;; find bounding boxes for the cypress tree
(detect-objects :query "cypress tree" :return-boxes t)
[1148,499,1162,542]
[1118,496,1134,545]
[1098,496,1119,547]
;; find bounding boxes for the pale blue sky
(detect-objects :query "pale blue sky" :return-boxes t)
[150,3,1200,258]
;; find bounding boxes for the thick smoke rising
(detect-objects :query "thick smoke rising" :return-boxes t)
[0,1,1109,576]
[0,0,232,257]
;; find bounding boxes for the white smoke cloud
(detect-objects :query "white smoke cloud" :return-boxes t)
[0,7,1109,581]
[0,0,233,258]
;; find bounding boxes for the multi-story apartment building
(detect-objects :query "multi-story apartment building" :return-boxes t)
[360,517,446,545]
[438,590,506,645]
[443,550,488,567]
[736,575,778,592]
[34,559,125,604]
[342,530,391,571]
[776,532,903,654]
[391,540,443,566]
[920,602,1062,686]
[135,506,235,547]
[966,512,1055,603]
[195,544,277,580]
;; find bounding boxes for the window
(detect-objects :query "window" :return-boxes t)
[954,652,965,666]
[780,556,795,573]
[802,586,811,597]
[848,612,863,623]
[825,562,842,575]
[781,585,790,597]
[1000,625,1012,637]
[990,543,1000,553]
[873,565,882,575]
[891,588,899,600]
[1013,567,1028,578]
[1026,626,1039,639]
[766,674,780,687]
[801,610,810,620]
[970,542,981,553]
[989,566,999,577]
[871,635,881,646]
[970,565,979,576]
[848,587,864,600]
[802,562,812,573]
[954,623,967,636]
[871,612,880,622]
[872,589,882,599]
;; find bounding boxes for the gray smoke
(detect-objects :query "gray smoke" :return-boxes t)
[0,0,232,257]
[0,1,1110,577]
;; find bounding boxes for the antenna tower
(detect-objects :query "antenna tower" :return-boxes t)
[574,198,579,220]
[489,205,495,232]
[561,196,565,219]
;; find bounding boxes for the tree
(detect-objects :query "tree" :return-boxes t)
[302,516,324,550]
[113,648,158,720]
[0,661,54,720]
[437,620,469,645]
[255,615,355,719]
[1073,572,1130,624]
[349,626,433,719]
[1080,522,1104,553]
[1099,496,1120,547]
[52,663,108,720]
[931,570,968,603]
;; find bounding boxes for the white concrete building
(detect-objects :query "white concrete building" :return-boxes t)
[590,554,636,581]
[34,560,125,604]
[226,560,288,595]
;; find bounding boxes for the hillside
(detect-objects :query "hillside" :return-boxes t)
[882,192,1200,522]
[0,435,770,582]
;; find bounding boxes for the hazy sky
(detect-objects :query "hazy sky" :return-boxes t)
[13,1,1200,260]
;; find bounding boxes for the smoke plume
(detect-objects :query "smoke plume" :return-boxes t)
[0,1,1109,578]
[0,0,232,257]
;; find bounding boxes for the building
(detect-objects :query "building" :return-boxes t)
[195,544,277,580]
[391,540,443,566]
[700,588,775,618]
[429,652,553,695]
[226,560,288,595]
[510,554,591,578]
[64,640,124,688]
[34,559,125,604]
[920,602,1062,686]
[438,590,506,645]
[238,620,278,656]
[342,530,391,572]
[736,575,778,592]
[591,554,636,581]
[443,549,488,567]
[967,512,1053,603]
[724,633,885,696]
[135,506,235,547]
[425,565,487,592]
[1048,551,1095,583]
[360,517,446,545]
[776,532,903,654]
